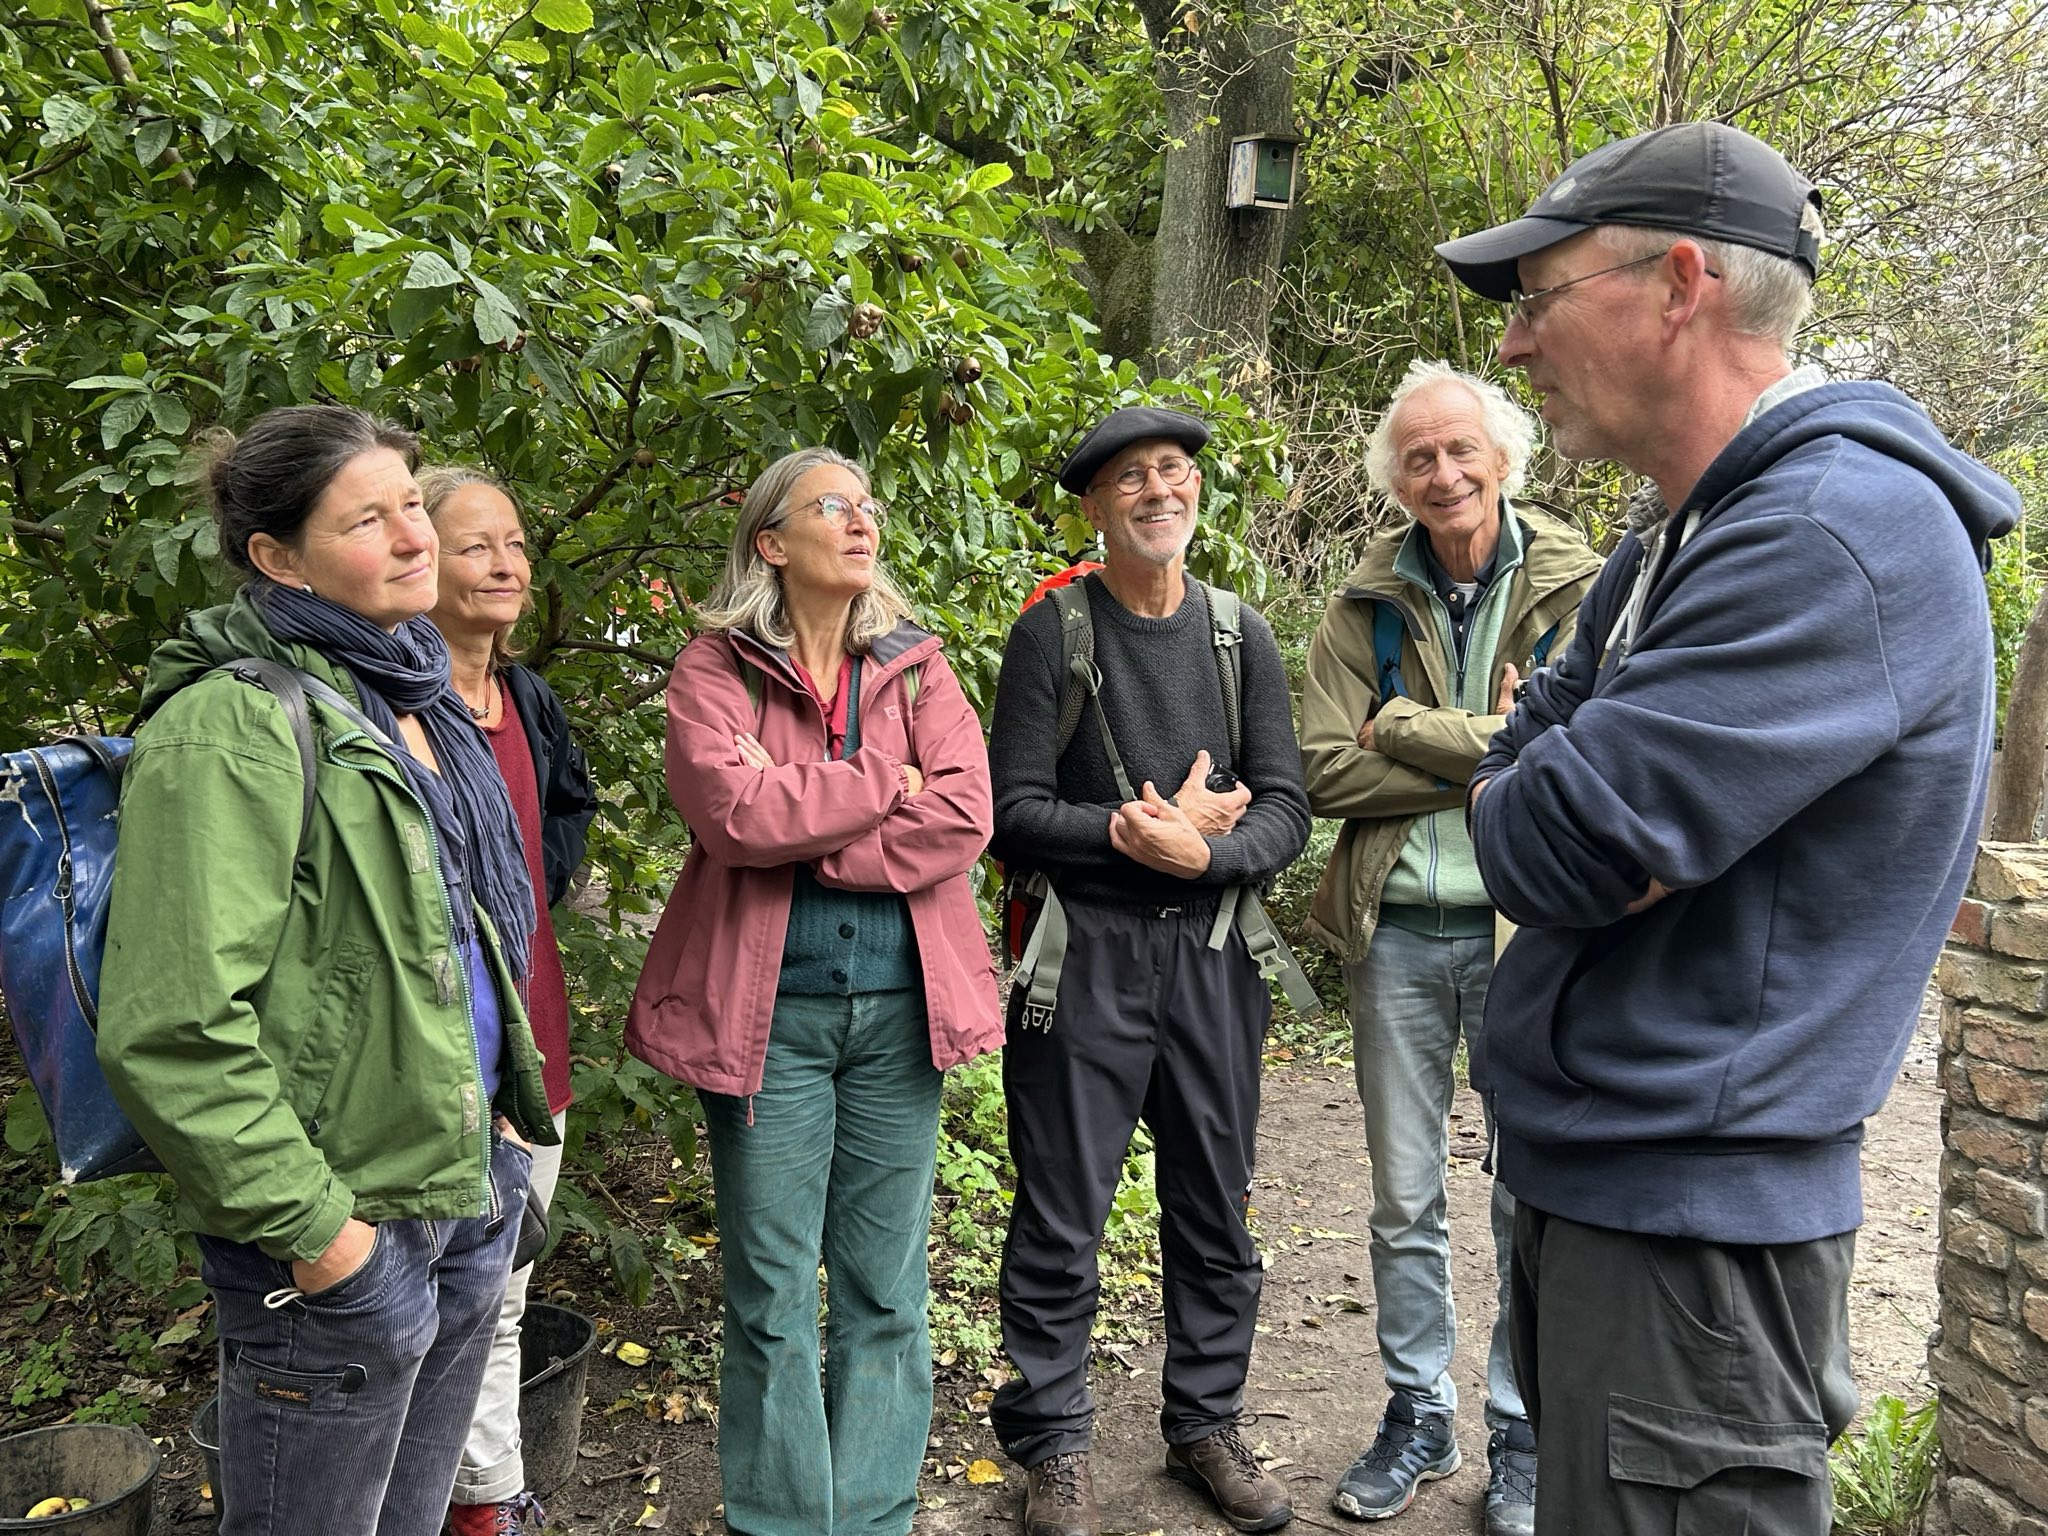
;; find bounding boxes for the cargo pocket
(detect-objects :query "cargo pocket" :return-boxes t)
[1607,1393,1829,1536]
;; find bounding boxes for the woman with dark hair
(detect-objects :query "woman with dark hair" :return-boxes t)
[627,446,1003,1536]
[97,404,555,1536]
[421,464,596,1536]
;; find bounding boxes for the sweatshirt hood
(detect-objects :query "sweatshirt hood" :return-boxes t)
[1694,380,2018,565]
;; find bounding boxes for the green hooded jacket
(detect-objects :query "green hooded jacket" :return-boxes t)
[1300,506,1602,964]
[96,591,555,1263]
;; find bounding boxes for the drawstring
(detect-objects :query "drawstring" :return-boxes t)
[263,1286,303,1310]
[746,1095,755,1128]
[1603,507,1703,670]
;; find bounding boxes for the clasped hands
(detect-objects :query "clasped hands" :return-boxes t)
[1108,750,1250,878]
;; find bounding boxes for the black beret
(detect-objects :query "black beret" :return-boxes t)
[1057,406,1211,495]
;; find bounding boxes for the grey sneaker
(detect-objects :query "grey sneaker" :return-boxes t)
[1331,1395,1460,1520]
[1484,1421,1537,1536]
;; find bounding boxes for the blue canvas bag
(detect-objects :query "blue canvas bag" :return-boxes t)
[0,659,333,1183]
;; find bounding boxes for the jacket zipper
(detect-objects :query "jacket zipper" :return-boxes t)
[322,727,493,1211]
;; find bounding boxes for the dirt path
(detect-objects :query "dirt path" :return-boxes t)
[146,1002,1940,1535]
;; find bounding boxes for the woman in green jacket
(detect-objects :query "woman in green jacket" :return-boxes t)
[98,404,556,1536]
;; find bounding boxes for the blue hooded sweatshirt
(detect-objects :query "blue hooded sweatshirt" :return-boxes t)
[1469,380,2019,1245]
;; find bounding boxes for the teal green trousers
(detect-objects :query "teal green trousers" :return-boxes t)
[700,987,943,1536]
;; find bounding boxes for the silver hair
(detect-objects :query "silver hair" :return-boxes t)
[1596,223,1818,346]
[694,446,914,651]
[1364,360,1539,504]
[418,461,529,668]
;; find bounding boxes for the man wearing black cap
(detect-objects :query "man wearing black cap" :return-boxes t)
[1439,122,2018,1532]
[987,405,1311,1535]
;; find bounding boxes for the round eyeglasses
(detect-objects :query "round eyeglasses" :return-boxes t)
[789,492,888,528]
[1093,455,1197,497]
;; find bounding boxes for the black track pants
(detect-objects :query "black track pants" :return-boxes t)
[991,899,1272,1468]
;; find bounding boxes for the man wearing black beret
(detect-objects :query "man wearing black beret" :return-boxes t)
[987,406,1312,1534]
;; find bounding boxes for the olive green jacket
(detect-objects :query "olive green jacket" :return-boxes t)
[1300,507,1602,963]
[97,593,555,1262]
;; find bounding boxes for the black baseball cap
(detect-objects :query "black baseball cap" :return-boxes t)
[1058,406,1210,495]
[1436,122,1824,301]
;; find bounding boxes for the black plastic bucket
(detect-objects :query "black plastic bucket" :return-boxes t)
[518,1303,596,1497]
[187,1397,222,1529]
[0,1424,159,1536]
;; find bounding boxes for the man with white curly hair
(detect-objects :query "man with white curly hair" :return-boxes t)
[1300,361,1599,1535]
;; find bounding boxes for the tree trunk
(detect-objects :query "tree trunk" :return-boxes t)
[1141,0,1297,383]
[1989,583,2048,842]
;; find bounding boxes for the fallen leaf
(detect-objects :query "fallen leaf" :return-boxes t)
[965,1459,1004,1485]
[615,1341,653,1367]
[633,1503,667,1528]
[644,1475,662,1495]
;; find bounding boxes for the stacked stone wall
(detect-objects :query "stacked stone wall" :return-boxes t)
[1930,844,2048,1535]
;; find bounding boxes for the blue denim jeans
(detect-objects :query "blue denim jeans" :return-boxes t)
[1346,923,1524,1427]
[198,1134,528,1536]
[700,988,943,1536]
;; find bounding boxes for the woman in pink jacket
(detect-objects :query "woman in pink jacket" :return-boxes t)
[627,446,1003,1536]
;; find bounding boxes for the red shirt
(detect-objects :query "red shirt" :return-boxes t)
[487,689,572,1114]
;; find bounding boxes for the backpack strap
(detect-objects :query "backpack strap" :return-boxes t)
[216,659,319,857]
[1047,580,1094,761]
[216,660,398,860]
[1371,599,1410,704]
[1204,582,1243,765]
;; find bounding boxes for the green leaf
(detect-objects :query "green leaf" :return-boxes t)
[697,311,736,373]
[471,279,521,347]
[39,93,96,141]
[101,394,148,450]
[134,118,173,167]
[793,70,823,120]
[4,1087,50,1156]
[608,1228,654,1308]
[500,38,550,64]
[617,54,660,121]
[151,526,183,585]
[577,117,633,172]
[388,284,448,338]
[566,192,598,252]
[803,290,851,350]
[966,163,1014,194]
[825,0,867,43]
[532,0,594,34]
[403,250,463,289]
[1024,150,1053,181]
[148,395,191,436]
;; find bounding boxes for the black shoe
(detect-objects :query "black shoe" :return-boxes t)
[1023,1451,1100,1536]
[1484,1421,1536,1536]
[1165,1424,1293,1532]
[1331,1394,1460,1520]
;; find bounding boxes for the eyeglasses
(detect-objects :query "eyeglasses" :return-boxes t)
[1507,249,1720,325]
[789,492,888,528]
[1092,455,1197,497]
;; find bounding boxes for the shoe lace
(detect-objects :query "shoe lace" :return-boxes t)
[1362,1416,1440,1475]
[1490,1443,1537,1505]
[1039,1452,1087,1501]
[1210,1423,1267,1482]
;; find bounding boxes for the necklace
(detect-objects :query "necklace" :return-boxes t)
[466,675,498,722]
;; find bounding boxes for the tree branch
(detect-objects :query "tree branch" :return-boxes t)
[80,0,196,191]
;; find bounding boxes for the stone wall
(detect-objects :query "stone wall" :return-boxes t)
[1929,843,2048,1534]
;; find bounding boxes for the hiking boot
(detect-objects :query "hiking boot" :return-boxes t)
[1331,1394,1460,1520]
[1023,1451,1101,1536]
[446,1493,546,1536]
[1484,1420,1537,1536]
[1165,1424,1294,1532]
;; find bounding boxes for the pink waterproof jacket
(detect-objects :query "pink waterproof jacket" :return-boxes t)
[625,622,1004,1097]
